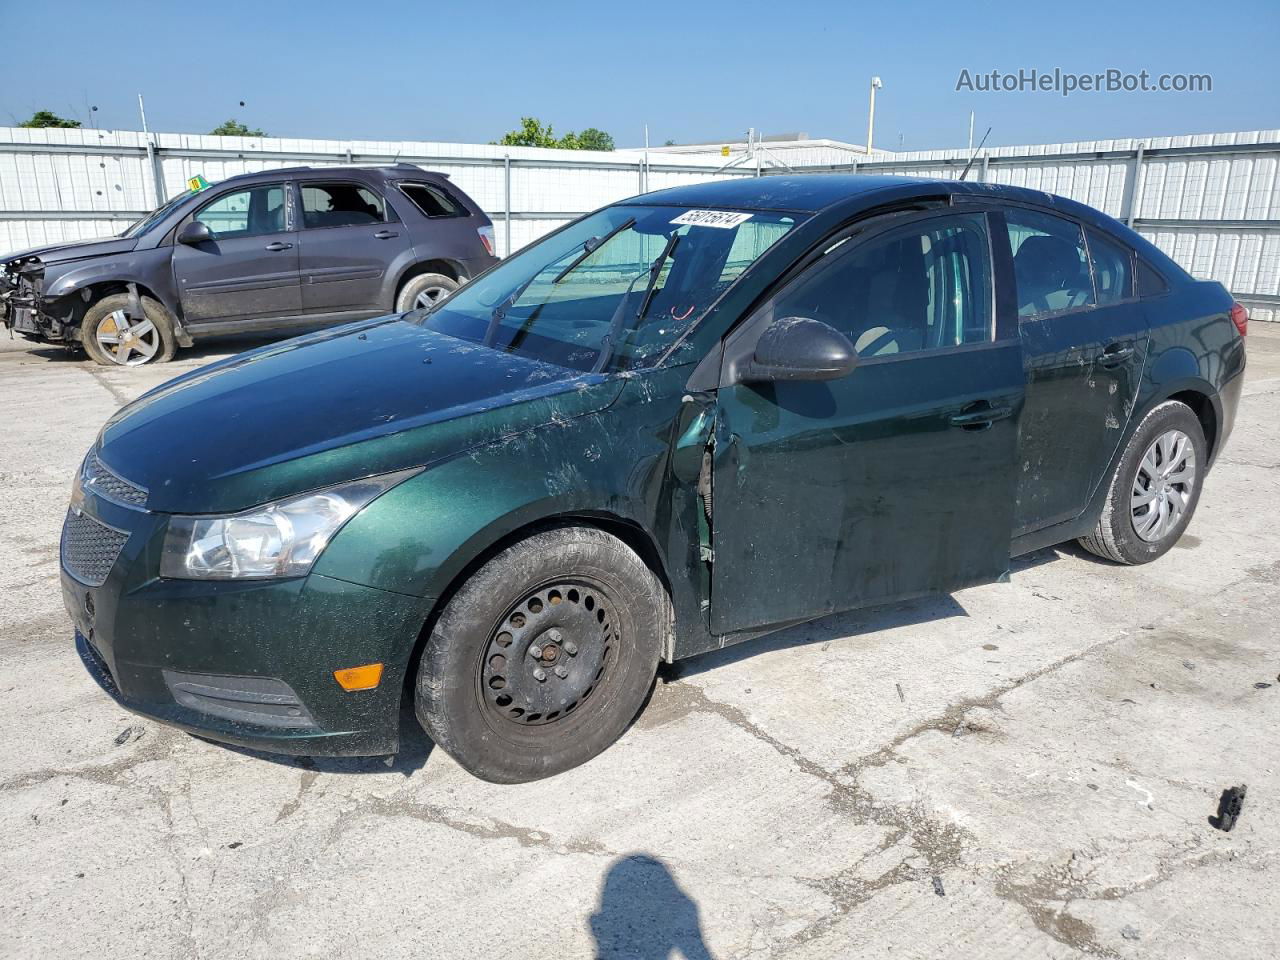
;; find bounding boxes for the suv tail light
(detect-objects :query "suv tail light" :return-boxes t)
[1230,301,1249,337]
[477,225,496,257]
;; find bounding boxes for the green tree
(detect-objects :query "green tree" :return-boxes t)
[663,139,677,147]
[19,110,81,128]
[210,119,266,137]
[494,117,615,151]
[496,117,559,148]
[577,127,614,151]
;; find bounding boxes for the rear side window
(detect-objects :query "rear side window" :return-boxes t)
[770,212,992,357]
[1086,229,1134,304]
[398,182,466,218]
[1137,258,1170,298]
[193,185,286,239]
[300,182,387,228]
[1004,208,1094,317]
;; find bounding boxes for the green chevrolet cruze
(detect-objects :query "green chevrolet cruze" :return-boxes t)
[63,176,1245,782]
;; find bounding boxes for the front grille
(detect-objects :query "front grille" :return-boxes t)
[61,509,128,586]
[85,452,148,507]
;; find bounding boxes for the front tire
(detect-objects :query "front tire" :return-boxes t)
[415,526,668,783]
[81,293,177,366]
[1078,400,1206,565]
[395,272,458,313]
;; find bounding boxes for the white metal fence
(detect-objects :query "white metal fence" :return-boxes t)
[2,126,1277,320]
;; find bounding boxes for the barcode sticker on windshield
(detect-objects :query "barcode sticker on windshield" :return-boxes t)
[670,209,753,229]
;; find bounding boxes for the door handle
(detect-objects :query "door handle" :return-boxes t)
[264,241,293,251]
[373,230,399,240]
[949,401,1013,431]
[1098,342,1135,367]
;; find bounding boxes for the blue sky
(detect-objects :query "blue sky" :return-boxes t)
[1,0,1275,149]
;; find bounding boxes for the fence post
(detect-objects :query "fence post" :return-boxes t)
[146,139,165,207]
[979,154,990,183]
[503,154,512,257]
[1125,142,1146,227]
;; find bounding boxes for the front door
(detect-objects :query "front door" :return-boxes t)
[172,182,302,324]
[295,180,411,314]
[710,210,1025,636]
[999,208,1149,535]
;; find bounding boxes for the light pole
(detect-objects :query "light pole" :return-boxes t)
[866,76,883,155]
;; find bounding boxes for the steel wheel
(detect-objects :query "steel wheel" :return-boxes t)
[95,309,161,366]
[480,581,616,727]
[1131,428,1197,542]
[413,285,451,310]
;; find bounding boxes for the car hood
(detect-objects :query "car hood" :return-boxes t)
[97,316,624,514]
[4,235,139,266]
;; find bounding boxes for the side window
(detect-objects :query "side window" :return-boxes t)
[769,212,992,357]
[398,182,465,218]
[1136,258,1170,298]
[193,185,285,239]
[1086,228,1134,305]
[300,182,386,229]
[1004,208,1094,317]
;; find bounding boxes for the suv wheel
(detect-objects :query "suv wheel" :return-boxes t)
[81,293,177,367]
[1078,400,1206,564]
[414,526,668,783]
[396,272,458,313]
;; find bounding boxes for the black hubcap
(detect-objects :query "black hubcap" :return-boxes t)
[482,582,616,726]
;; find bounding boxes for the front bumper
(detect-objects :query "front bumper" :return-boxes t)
[61,492,434,757]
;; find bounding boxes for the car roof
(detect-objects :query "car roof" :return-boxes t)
[217,163,445,184]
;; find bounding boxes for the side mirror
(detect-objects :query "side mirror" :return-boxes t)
[740,317,858,383]
[177,221,213,245]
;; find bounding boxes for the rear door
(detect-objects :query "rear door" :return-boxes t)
[295,180,412,314]
[709,209,1025,635]
[998,207,1148,535]
[171,183,301,324]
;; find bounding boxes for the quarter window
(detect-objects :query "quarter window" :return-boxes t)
[769,212,993,357]
[1004,208,1094,317]
[1086,228,1134,305]
[300,182,387,228]
[1137,258,1170,298]
[193,185,286,239]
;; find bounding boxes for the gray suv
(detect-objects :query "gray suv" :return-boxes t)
[1,164,498,366]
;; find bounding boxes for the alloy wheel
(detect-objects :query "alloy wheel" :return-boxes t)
[414,285,451,310]
[95,309,160,366]
[1131,428,1197,542]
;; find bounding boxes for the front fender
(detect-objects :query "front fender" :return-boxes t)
[43,250,179,318]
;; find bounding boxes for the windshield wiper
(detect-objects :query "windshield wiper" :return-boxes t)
[552,217,636,284]
[591,231,680,374]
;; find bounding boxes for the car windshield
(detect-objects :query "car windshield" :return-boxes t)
[119,191,195,238]
[415,204,803,372]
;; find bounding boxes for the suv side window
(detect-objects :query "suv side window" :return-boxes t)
[769,212,992,357]
[1004,208,1094,318]
[398,182,465,218]
[1086,228,1134,304]
[193,185,286,239]
[300,182,387,228]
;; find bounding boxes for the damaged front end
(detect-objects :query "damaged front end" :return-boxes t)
[1,255,68,343]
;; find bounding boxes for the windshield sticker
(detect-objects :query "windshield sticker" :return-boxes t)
[670,209,753,229]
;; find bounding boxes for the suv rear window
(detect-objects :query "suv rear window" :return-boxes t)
[300,182,387,228]
[398,182,466,218]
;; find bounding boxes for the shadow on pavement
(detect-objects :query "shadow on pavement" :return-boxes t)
[589,853,714,960]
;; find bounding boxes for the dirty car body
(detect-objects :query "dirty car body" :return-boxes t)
[2,163,495,361]
[61,175,1246,779]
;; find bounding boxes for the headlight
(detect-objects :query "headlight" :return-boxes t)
[160,468,419,580]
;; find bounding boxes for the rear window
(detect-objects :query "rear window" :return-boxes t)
[398,182,466,218]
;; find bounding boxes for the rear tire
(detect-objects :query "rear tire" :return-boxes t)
[1078,400,1206,565]
[81,293,177,366]
[414,526,668,783]
[395,272,458,313]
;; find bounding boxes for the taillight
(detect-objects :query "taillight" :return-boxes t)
[1230,301,1249,337]
[477,225,496,257]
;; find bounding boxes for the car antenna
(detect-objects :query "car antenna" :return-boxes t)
[958,126,992,181]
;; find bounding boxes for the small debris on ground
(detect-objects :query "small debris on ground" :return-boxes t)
[1210,785,1247,832]
[1121,924,1141,941]
[1182,659,1196,670]
[113,725,144,746]
[895,683,905,703]
[931,875,946,897]
[226,841,243,849]
[1254,682,1272,689]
